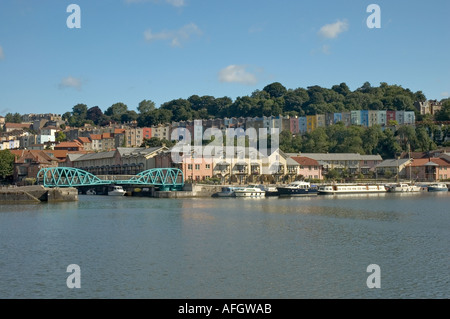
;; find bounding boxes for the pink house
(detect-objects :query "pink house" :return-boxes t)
[155,150,213,182]
[289,117,299,134]
[290,156,323,180]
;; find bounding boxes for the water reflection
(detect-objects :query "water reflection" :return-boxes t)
[0,193,448,298]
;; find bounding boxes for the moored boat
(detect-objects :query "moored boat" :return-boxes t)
[108,185,126,196]
[277,181,318,197]
[318,184,387,195]
[427,183,448,192]
[387,183,422,193]
[258,185,279,197]
[214,186,240,197]
[233,185,265,198]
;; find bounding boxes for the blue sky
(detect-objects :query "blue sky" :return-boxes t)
[0,0,449,115]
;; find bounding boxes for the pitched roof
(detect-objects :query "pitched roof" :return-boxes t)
[375,158,411,168]
[11,150,57,165]
[290,156,319,166]
[408,158,450,167]
[77,137,91,143]
[73,150,117,161]
[90,134,102,140]
[5,123,32,129]
[55,141,82,148]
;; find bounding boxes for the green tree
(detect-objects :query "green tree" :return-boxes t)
[376,129,401,158]
[395,125,417,152]
[105,102,128,122]
[55,131,67,143]
[86,106,104,125]
[362,125,383,154]
[137,100,156,114]
[0,150,15,180]
[4,113,22,123]
[301,128,329,153]
[72,103,88,118]
[325,169,340,181]
[263,82,287,98]
[121,110,138,123]
[435,100,450,121]
[140,137,174,148]
[416,126,436,151]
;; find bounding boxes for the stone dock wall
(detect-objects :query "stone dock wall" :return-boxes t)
[0,186,78,203]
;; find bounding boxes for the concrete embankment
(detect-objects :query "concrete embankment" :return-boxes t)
[0,186,78,203]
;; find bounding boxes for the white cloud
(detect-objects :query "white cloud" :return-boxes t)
[218,65,259,85]
[59,76,83,90]
[318,19,349,39]
[0,46,4,60]
[125,0,185,7]
[144,23,201,47]
[441,92,449,97]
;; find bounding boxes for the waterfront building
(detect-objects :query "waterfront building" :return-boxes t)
[71,146,168,175]
[289,156,323,180]
[287,152,383,175]
[11,150,59,184]
[359,155,384,174]
[374,158,412,179]
[406,157,450,182]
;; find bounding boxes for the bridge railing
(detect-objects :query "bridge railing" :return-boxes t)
[37,167,184,190]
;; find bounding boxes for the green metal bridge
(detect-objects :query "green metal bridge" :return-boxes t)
[37,167,184,191]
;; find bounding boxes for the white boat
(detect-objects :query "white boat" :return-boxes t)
[86,189,96,195]
[427,183,448,192]
[387,183,422,193]
[318,184,387,195]
[108,185,126,196]
[257,185,279,197]
[233,185,265,198]
[214,186,240,197]
[277,181,318,197]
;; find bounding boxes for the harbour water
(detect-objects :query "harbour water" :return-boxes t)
[0,192,449,299]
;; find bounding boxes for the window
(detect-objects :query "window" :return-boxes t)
[195,164,200,170]
[205,164,210,169]
[188,164,192,170]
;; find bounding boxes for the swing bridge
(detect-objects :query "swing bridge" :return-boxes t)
[37,167,184,191]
